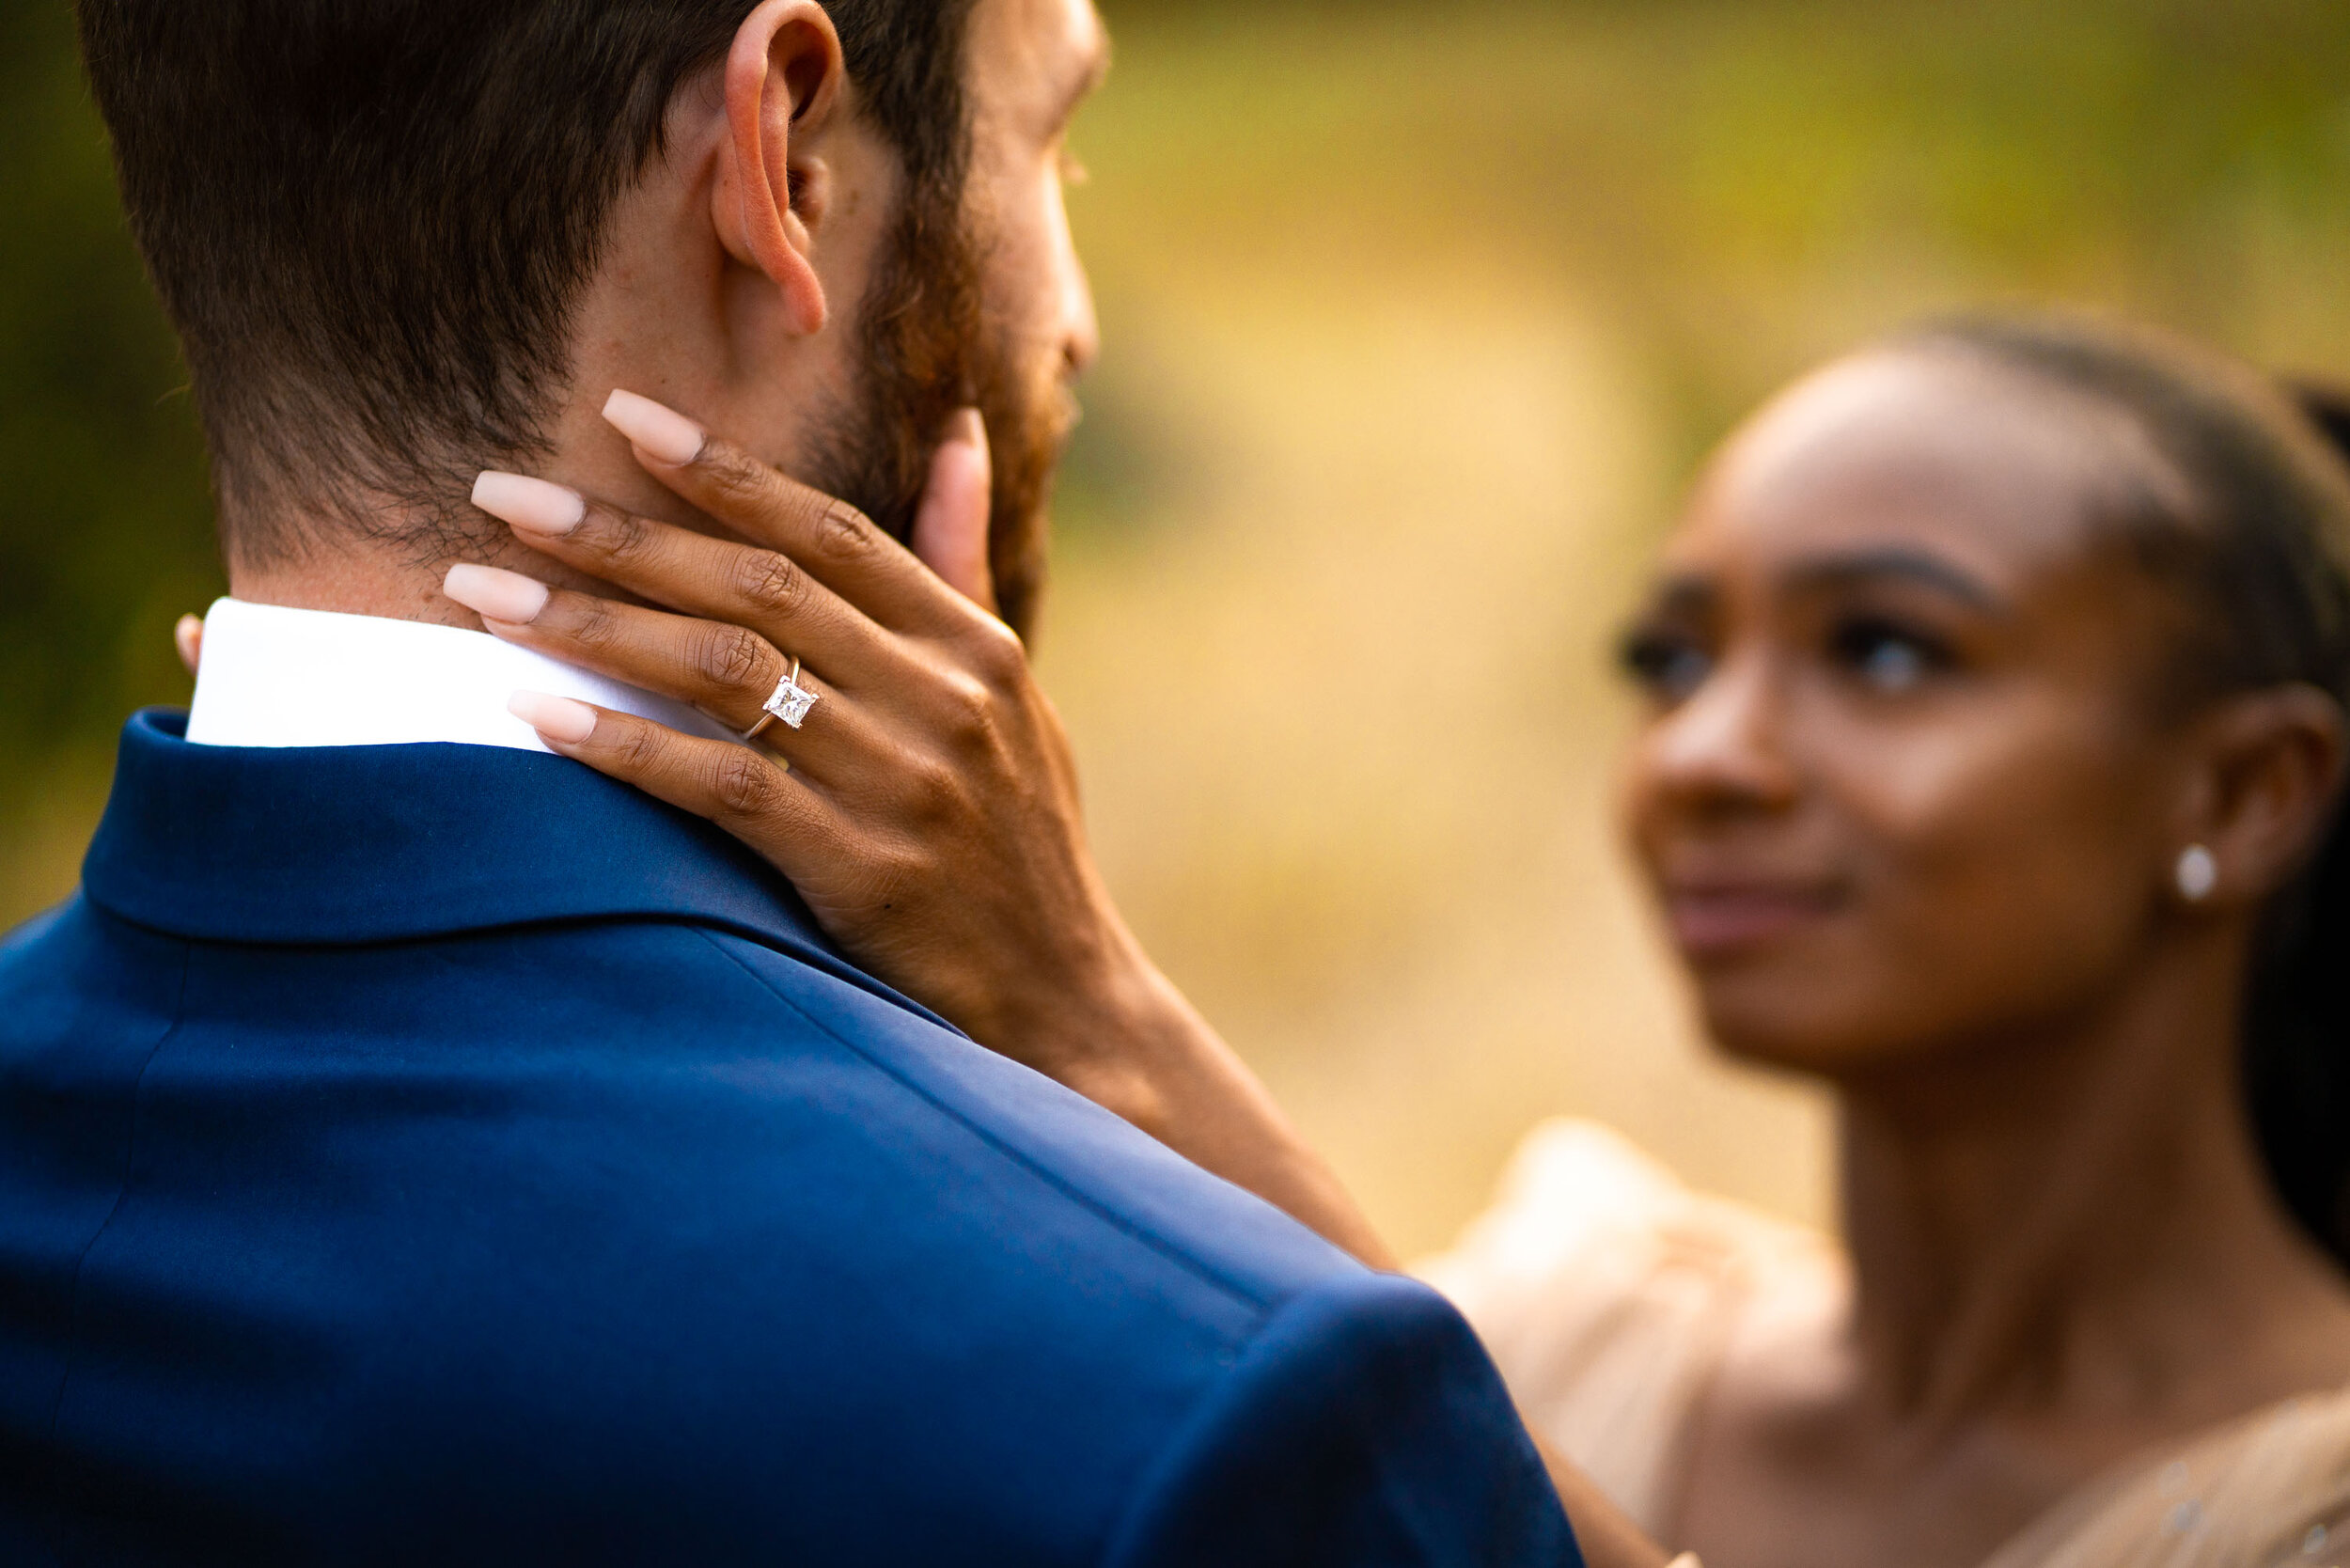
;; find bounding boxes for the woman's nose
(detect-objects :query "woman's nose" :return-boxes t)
[1642,653,1801,817]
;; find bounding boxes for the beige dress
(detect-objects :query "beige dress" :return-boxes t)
[1419,1120,2350,1568]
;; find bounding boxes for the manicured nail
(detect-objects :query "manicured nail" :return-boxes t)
[509,691,599,745]
[945,407,985,448]
[443,563,551,625]
[603,389,706,466]
[473,471,586,537]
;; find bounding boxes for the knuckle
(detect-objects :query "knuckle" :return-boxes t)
[811,498,878,563]
[703,447,774,510]
[613,721,668,775]
[593,509,656,569]
[939,671,999,745]
[963,619,1027,685]
[692,623,771,691]
[901,759,965,824]
[710,748,784,820]
[564,594,621,653]
[731,549,808,619]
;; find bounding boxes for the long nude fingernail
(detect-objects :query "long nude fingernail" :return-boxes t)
[444,563,551,625]
[473,472,586,537]
[509,691,598,745]
[603,390,706,467]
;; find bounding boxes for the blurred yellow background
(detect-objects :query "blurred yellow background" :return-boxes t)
[7,0,2350,1257]
[1040,0,2350,1255]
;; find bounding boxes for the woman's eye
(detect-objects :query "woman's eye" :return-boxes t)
[1620,629,1713,702]
[1830,618,1948,694]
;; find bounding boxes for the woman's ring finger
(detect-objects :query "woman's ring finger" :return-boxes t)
[742,658,822,745]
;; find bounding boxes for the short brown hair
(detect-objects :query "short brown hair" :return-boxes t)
[76,0,977,565]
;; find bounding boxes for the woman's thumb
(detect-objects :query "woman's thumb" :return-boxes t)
[175,613,204,677]
[911,408,997,616]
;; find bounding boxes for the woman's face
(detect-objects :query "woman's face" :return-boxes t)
[1621,350,2203,1075]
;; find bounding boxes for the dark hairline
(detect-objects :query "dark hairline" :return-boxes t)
[75,0,982,568]
[1892,316,2350,706]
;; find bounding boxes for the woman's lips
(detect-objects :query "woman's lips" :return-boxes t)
[1664,883,1843,958]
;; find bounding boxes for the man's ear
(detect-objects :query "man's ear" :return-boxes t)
[2173,684,2348,909]
[713,0,844,338]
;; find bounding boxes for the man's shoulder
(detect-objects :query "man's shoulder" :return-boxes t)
[0,893,186,1056]
[597,921,1372,1325]
[3,899,1572,1563]
[4,897,1355,1323]
[478,918,1571,1566]
[682,925,1360,1305]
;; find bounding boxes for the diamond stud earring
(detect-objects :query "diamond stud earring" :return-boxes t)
[2176,845,2219,903]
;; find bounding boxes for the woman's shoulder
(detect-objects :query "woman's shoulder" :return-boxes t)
[1419,1119,1838,1344]
[1423,1119,1832,1300]
[1981,1385,2350,1568]
[1418,1119,1841,1531]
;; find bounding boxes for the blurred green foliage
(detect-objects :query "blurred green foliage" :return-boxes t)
[1086,0,2350,480]
[0,2,219,786]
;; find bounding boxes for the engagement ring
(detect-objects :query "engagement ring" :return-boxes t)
[744,660,820,742]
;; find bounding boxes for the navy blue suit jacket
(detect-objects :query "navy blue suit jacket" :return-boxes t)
[0,713,1579,1566]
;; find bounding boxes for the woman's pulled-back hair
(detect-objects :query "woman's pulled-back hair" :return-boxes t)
[1903,314,2350,1267]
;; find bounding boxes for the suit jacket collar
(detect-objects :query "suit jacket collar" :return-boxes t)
[83,711,931,1019]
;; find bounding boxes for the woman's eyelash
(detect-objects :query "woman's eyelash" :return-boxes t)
[1828,616,1954,688]
[1619,628,1712,696]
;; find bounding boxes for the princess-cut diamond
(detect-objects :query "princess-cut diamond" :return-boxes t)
[764,677,820,730]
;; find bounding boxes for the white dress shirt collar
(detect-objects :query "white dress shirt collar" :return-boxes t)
[185,597,728,753]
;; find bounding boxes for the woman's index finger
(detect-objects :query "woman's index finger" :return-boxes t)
[602,389,957,635]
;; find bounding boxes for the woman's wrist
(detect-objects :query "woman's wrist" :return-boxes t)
[1002,933,1399,1270]
[992,927,1198,1131]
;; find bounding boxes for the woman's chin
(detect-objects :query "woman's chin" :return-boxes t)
[1694,974,1919,1080]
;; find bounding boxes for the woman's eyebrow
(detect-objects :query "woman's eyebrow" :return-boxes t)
[1779,548,2007,612]
[1645,573,1716,616]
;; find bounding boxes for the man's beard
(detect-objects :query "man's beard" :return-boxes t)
[804,195,1075,643]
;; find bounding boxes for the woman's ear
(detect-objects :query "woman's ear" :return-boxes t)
[713,0,844,338]
[2175,684,2348,909]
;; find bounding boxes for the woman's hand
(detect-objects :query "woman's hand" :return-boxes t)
[452,395,1127,1086]
[181,399,1673,1564]
[440,389,1395,1268]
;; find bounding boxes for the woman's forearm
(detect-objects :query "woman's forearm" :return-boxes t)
[1027,958,1674,1568]
[1022,944,1401,1271]
[1533,1435,1673,1568]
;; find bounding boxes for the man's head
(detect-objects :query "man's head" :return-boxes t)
[77,0,1103,635]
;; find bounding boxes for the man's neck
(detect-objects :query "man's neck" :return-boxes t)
[227,508,618,632]
[231,569,479,630]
